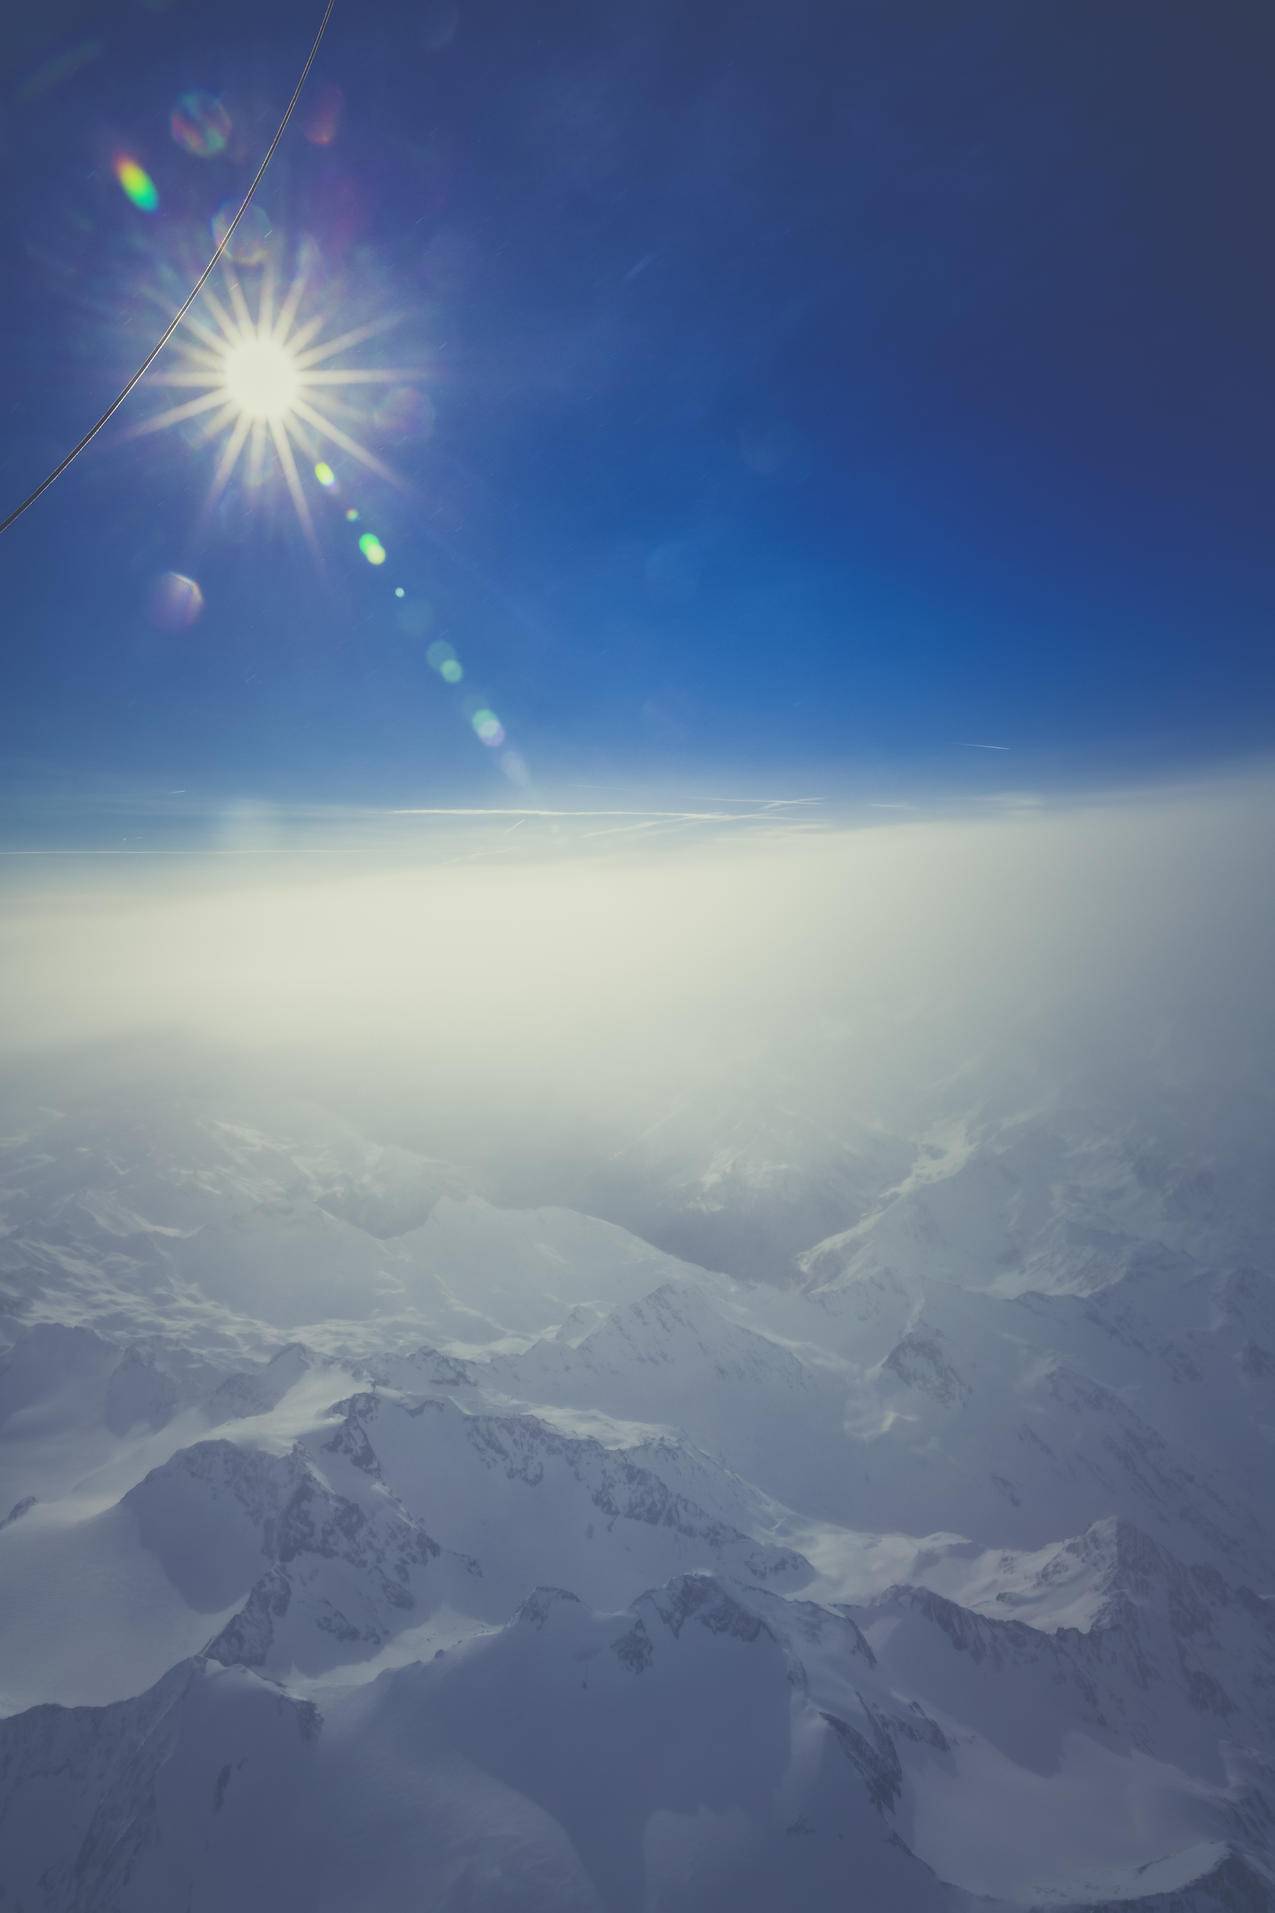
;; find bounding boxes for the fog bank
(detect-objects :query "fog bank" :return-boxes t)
[2,775,1272,1155]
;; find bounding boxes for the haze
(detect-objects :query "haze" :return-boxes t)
[4,774,1271,1245]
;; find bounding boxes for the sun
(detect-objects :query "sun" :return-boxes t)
[222,336,301,421]
[130,257,420,545]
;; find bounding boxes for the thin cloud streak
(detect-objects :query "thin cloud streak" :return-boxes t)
[388,806,812,820]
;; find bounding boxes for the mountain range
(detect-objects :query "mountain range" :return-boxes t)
[1,1060,1272,1910]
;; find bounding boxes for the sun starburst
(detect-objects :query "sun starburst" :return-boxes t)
[131,257,422,546]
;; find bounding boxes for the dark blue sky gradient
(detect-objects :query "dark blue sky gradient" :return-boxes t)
[2,0,1273,835]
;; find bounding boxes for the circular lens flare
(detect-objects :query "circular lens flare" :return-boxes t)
[148,571,204,630]
[222,337,300,420]
[170,92,231,158]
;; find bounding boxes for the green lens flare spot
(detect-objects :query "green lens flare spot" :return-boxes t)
[472,708,506,747]
[115,157,158,213]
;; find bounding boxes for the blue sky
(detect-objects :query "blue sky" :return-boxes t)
[2,0,1273,845]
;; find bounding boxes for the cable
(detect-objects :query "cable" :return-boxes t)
[0,0,336,537]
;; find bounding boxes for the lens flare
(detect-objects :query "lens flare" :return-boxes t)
[115,157,158,213]
[373,384,435,442]
[147,570,204,629]
[19,39,102,105]
[314,461,335,487]
[303,81,344,146]
[170,91,231,157]
[426,637,464,682]
[397,600,434,638]
[358,532,387,565]
[472,709,506,747]
[211,201,271,266]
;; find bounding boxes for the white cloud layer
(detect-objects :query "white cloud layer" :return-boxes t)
[1,771,1272,1147]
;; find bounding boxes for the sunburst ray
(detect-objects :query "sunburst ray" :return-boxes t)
[224,275,256,340]
[190,400,242,451]
[293,314,403,369]
[268,416,320,556]
[125,389,236,440]
[202,411,253,518]
[289,397,402,485]
[301,367,426,385]
[274,269,310,344]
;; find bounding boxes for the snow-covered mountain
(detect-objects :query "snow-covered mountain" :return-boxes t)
[1,1070,1273,1910]
[554,1082,917,1282]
